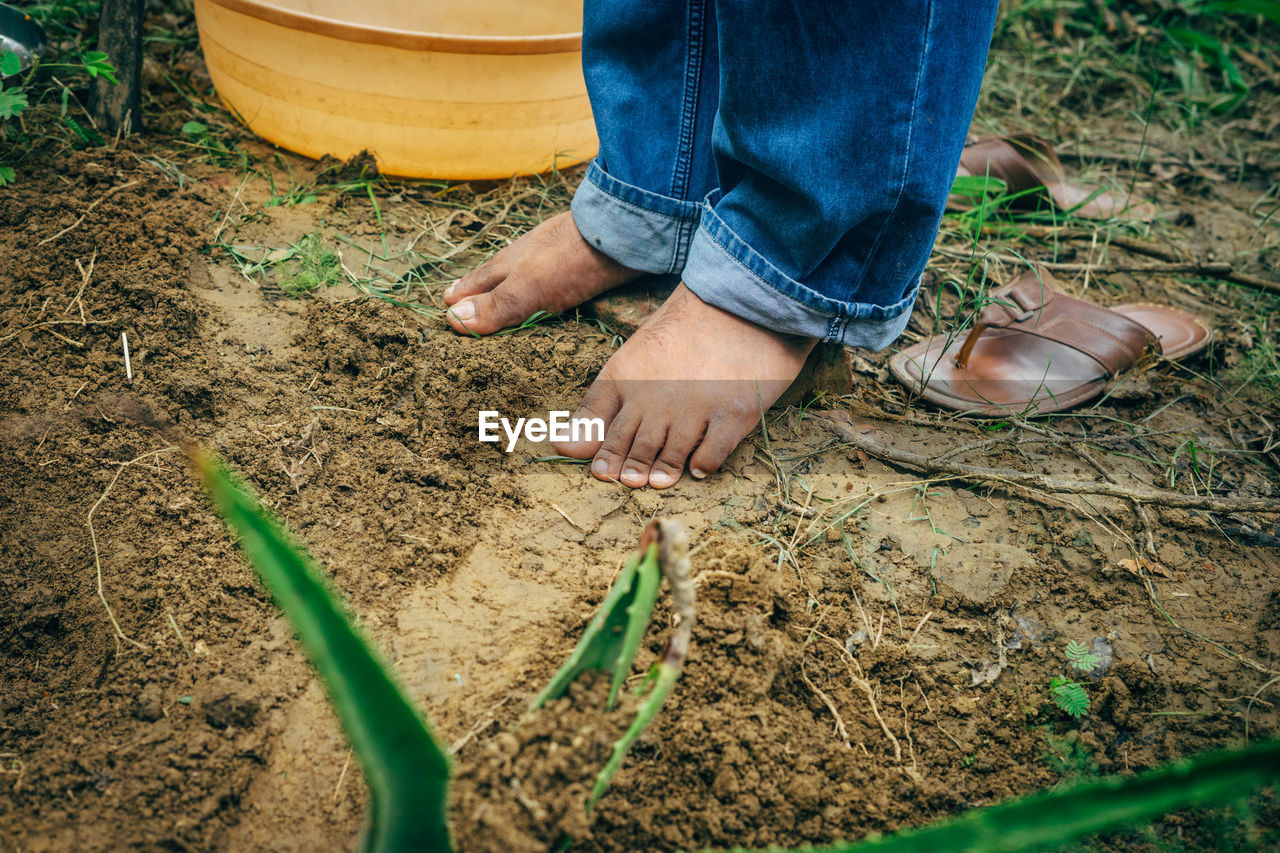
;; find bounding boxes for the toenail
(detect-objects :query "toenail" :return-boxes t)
[444,280,459,296]
[591,458,609,477]
[622,465,643,482]
[452,301,475,321]
[690,467,707,479]
[650,470,674,487]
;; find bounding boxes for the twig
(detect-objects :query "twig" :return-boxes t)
[842,649,903,763]
[449,695,514,754]
[66,252,96,323]
[816,416,1280,515]
[0,319,88,348]
[907,611,934,646]
[1073,444,1158,558]
[167,611,192,657]
[37,180,141,246]
[121,333,133,384]
[976,226,1279,296]
[87,447,177,652]
[549,502,587,533]
[332,749,352,802]
[778,499,818,518]
[211,175,249,243]
[800,663,852,749]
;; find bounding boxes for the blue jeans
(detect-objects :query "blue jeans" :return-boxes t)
[571,0,1000,348]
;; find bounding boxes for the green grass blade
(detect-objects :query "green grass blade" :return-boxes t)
[193,452,452,853]
[725,739,1280,853]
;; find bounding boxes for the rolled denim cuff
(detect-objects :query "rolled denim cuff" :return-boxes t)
[570,159,704,275]
[683,203,918,349]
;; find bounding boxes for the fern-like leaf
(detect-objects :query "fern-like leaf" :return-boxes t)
[1064,640,1100,673]
[1051,676,1090,718]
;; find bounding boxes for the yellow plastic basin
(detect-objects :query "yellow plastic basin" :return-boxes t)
[192,0,597,179]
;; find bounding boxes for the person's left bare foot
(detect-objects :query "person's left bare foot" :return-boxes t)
[553,284,815,488]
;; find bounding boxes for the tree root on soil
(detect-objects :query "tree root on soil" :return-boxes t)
[816,415,1280,516]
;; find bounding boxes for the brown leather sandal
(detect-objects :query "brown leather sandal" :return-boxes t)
[888,269,1211,416]
[951,134,1156,221]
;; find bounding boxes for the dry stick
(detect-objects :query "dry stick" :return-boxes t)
[825,636,904,763]
[449,695,514,755]
[332,749,352,802]
[87,446,177,652]
[815,416,1280,515]
[978,225,1280,296]
[801,663,853,748]
[907,611,934,646]
[549,502,587,534]
[211,174,249,243]
[0,320,88,348]
[121,333,133,384]
[433,189,543,263]
[67,251,96,323]
[802,608,852,749]
[37,180,141,246]
[898,681,921,778]
[1074,444,1159,559]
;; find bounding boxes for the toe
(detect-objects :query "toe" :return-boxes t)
[554,383,620,459]
[648,422,704,489]
[688,411,756,480]
[589,407,641,484]
[443,259,508,305]
[619,421,668,489]
[445,274,545,336]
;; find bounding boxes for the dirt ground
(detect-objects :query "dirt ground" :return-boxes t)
[2,11,1279,853]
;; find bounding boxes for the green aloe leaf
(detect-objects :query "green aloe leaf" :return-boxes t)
[531,544,661,711]
[193,451,452,853]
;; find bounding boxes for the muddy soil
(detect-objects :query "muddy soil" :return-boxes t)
[3,34,1280,853]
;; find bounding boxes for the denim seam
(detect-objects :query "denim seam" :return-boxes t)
[699,204,923,325]
[671,0,707,206]
[844,0,933,324]
[583,166,702,272]
[586,162,702,223]
[698,209,840,339]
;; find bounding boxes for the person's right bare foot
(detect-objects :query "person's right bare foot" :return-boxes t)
[442,212,643,335]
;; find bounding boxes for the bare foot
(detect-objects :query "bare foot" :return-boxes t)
[442,212,642,335]
[553,284,815,489]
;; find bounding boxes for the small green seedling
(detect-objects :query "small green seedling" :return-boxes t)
[1049,676,1090,719]
[1049,641,1097,718]
[1064,640,1100,674]
[532,519,695,809]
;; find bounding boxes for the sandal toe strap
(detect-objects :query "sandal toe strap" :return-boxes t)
[969,271,1156,375]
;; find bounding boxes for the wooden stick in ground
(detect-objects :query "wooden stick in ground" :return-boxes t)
[815,415,1280,516]
[91,0,144,135]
